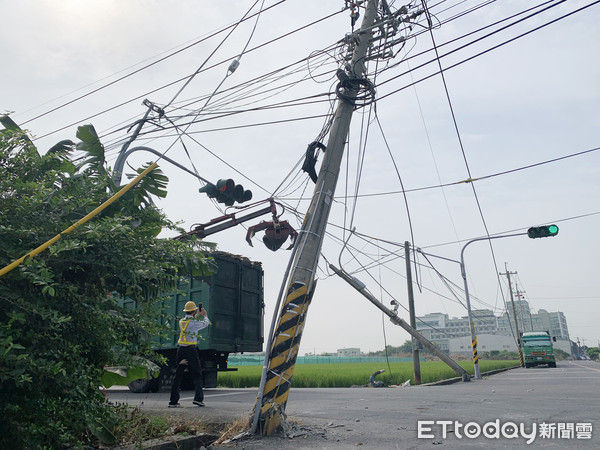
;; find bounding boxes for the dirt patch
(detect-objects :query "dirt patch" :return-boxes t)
[130,411,334,449]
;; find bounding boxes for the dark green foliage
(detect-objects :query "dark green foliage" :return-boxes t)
[368,341,416,356]
[586,347,599,361]
[0,125,214,448]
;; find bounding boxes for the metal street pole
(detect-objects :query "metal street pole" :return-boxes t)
[252,0,381,435]
[113,146,211,186]
[459,233,525,380]
[405,241,421,385]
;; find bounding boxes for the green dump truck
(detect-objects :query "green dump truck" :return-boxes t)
[520,331,557,368]
[124,251,264,392]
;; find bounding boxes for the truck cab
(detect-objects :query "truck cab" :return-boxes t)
[520,331,557,368]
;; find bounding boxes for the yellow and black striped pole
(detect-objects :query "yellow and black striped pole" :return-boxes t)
[518,347,524,367]
[517,341,525,367]
[250,0,381,435]
[472,335,479,366]
[256,281,314,435]
[469,321,481,379]
[460,253,482,379]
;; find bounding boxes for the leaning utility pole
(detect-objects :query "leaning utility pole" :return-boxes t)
[251,0,381,435]
[329,264,470,381]
[501,264,523,367]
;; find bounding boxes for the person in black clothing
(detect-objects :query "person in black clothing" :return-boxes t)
[168,301,211,407]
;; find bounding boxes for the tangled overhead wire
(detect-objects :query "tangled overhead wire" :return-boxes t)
[334,68,376,107]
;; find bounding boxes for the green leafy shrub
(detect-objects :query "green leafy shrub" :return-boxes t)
[0,124,213,448]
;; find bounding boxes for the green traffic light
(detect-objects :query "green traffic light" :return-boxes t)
[527,224,559,239]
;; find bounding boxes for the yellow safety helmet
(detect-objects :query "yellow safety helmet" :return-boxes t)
[183,301,198,312]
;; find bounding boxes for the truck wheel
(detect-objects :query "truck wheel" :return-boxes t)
[549,362,557,368]
[128,376,160,393]
[524,363,530,368]
[203,369,218,389]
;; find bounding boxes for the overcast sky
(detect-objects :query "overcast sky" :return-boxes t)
[3,0,600,355]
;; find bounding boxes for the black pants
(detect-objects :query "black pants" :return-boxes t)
[169,345,204,404]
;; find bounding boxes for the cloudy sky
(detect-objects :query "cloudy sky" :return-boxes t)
[3,0,599,355]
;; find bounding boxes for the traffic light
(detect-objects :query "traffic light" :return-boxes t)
[527,224,559,239]
[198,183,218,198]
[198,179,252,206]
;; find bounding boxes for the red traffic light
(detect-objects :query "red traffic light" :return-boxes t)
[199,179,252,205]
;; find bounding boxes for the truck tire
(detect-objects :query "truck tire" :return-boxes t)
[128,376,160,393]
[203,369,218,389]
[524,363,530,368]
[549,362,557,368]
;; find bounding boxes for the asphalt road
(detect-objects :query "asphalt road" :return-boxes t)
[105,360,599,448]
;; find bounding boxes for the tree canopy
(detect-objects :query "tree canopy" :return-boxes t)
[0,123,214,448]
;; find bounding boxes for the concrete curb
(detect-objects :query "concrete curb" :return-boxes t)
[115,432,219,449]
[421,365,521,386]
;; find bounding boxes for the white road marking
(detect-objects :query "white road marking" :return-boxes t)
[180,391,252,400]
[500,376,599,380]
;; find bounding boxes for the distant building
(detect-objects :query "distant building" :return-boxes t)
[416,309,499,340]
[416,300,572,355]
[496,300,569,338]
[337,347,361,357]
[445,334,518,354]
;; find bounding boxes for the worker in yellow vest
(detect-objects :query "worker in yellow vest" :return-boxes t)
[169,301,211,407]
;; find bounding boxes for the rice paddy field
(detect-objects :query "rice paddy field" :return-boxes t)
[217,360,519,388]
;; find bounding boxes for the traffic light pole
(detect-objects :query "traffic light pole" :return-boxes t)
[113,145,211,186]
[251,0,381,435]
[460,233,525,380]
[422,226,558,379]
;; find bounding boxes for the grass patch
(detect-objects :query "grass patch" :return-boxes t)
[218,360,519,387]
[212,416,250,445]
[108,406,235,447]
[111,407,171,446]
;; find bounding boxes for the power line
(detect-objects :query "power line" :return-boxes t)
[27,1,507,146]
[20,1,287,126]
[377,0,599,101]
[282,145,600,201]
[32,7,346,142]
[419,210,600,250]
[163,0,264,109]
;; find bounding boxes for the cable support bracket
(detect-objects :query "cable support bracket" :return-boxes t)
[284,303,300,312]
[297,229,322,239]
[142,98,165,118]
[294,265,316,274]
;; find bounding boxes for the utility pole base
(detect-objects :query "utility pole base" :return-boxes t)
[462,374,471,382]
[256,406,287,436]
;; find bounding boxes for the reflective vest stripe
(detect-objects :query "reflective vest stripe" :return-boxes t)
[178,318,195,345]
